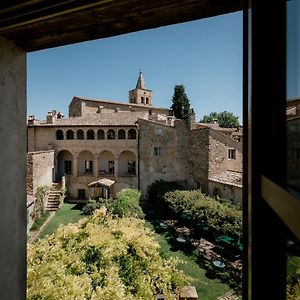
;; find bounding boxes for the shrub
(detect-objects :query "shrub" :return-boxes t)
[27,208,188,299]
[163,190,242,241]
[82,198,108,215]
[148,180,183,204]
[108,189,144,219]
[33,185,51,220]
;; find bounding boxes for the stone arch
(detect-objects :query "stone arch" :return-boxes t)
[56,129,64,140]
[98,150,115,176]
[128,128,137,140]
[107,129,115,140]
[87,129,95,140]
[66,129,74,140]
[118,129,126,140]
[97,129,105,140]
[118,150,137,176]
[57,150,73,178]
[77,150,94,175]
[77,129,84,140]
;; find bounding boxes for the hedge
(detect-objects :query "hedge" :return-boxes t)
[163,190,242,241]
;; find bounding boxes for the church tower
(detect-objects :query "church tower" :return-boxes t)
[129,70,153,105]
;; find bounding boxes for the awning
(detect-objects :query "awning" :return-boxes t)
[88,178,115,188]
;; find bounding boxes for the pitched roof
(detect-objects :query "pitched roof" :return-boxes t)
[209,171,243,188]
[34,111,148,127]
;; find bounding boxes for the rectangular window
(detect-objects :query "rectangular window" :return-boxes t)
[228,149,236,160]
[84,160,93,174]
[128,160,136,175]
[78,189,86,199]
[64,160,72,175]
[154,147,161,156]
[108,160,114,175]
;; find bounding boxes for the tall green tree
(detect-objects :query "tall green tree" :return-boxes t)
[170,85,190,119]
[200,111,239,128]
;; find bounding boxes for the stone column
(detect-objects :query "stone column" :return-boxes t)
[114,157,119,177]
[73,156,78,177]
[0,36,26,300]
[93,155,99,178]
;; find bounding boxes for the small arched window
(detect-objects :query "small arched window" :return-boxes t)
[87,129,95,140]
[128,129,136,140]
[97,129,105,140]
[107,129,115,140]
[118,129,126,140]
[66,130,74,140]
[141,97,144,104]
[146,97,149,104]
[56,129,64,140]
[77,129,84,140]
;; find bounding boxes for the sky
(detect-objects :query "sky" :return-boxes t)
[27,11,243,122]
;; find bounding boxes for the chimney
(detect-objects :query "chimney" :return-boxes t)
[97,105,104,113]
[27,115,35,125]
[188,108,196,130]
[46,110,57,124]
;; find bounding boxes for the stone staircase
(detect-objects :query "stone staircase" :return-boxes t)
[217,291,239,300]
[46,183,62,212]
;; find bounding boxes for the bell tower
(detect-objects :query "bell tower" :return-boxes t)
[129,70,153,105]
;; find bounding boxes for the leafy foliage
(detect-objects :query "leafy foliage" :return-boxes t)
[82,189,144,219]
[27,208,188,299]
[148,180,183,204]
[108,189,144,219]
[200,111,239,128]
[33,185,51,220]
[163,190,242,241]
[82,198,107,215]
[170,85,190,119]
[30,211,50,231]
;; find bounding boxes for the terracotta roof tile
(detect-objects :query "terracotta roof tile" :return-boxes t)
[209,171,243,188]
[35,111,148,127]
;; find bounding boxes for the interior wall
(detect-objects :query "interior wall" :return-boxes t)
[0,35,27,300]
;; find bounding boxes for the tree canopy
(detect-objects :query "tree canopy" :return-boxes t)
[170,85,190,119]
[200,111,240,128]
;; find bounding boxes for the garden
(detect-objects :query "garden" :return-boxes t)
[28,183,244,299]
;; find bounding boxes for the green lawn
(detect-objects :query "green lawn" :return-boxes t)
[39,203,86,238]
[145,221,231,300]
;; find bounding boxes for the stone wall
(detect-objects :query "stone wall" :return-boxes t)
[208,129,242,176]
[69,97,170,117]
[0,35,27,300]
[188,127,242,193]
[208,181,242,206]
[27,150,54,196]
[138,119,189,199]
[188,128,210,192]
[65,174,138,199]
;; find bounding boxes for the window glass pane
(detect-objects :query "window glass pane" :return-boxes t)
[287,0,300,190]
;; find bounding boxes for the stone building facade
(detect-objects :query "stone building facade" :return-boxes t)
[26,150,55,196]
[27,72,243,203]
